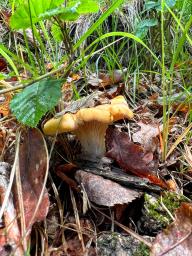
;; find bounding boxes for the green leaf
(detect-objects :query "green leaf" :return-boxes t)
[144,1,160,11]
[39,6,79,21]
[10,0,63,29]
[10,0,99,30]
[135,18,158,38]
[144,0,176,11]
[51,24,63,42]
[67,0,99,13]
[10,79,63,127]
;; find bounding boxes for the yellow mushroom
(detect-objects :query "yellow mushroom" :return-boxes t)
[43,95,133,160]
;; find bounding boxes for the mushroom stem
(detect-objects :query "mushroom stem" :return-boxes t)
[74,121,108,160]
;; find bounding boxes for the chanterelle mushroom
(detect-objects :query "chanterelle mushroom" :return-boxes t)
[43,95,133,160]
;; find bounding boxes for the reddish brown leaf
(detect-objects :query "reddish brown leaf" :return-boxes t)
[0,58,7,72]
[75,170,140,206]
[151,203,192,256]
[15,128,50,231]
[106,128,166,188]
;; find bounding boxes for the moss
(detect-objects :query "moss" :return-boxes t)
[144,192,189,226]
[133,242,150,256]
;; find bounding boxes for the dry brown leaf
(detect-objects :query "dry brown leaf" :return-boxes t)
[15,128,50,231]
[0,93,12,117]
[99,69,125,87]
[75,170,140,206]
[132,121,161,152]
[151,203,192,256]
[88,69,127,88]
[0,129,6,155]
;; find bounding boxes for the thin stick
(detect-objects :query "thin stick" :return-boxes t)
[92,205,152,248]
[158,230,192,256]
[0,134,20,221]
[0,65,65,95]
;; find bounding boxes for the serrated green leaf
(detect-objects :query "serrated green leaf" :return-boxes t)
[10,79,62,127]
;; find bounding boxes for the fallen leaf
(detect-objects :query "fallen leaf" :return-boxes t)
[0,58,7,72]
[132,121,161,152]
[15,128,50,231]
[172,102,192,113]
[184,145,192,169]
[99,69,126,87]
[106,128,166,188]
[88,69,127,88]
[0,129,6,155]
[151,203,192,256]
[66,235,96,256]
[75,170,140,206]
[0,93,12,117]
[0,162,24,255]
[105,83,125,98]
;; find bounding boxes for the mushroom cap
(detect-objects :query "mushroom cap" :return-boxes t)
[43,95,133,135]
[43,113,77,135]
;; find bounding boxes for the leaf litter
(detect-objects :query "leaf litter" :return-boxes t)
[151,203,192,256]
[75,170,141,207]
[1,72,191,255]
[0,129,49,254]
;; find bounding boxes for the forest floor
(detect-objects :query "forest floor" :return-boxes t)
[0,1,192,255]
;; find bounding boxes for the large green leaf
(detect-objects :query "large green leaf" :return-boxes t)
[10,79,62,127]
[39,6,79,22]
[67,0,99,13]
[10,0,99,30]
[10,0,64,29]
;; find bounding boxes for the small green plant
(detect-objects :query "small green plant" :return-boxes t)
[144,192,189,226]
